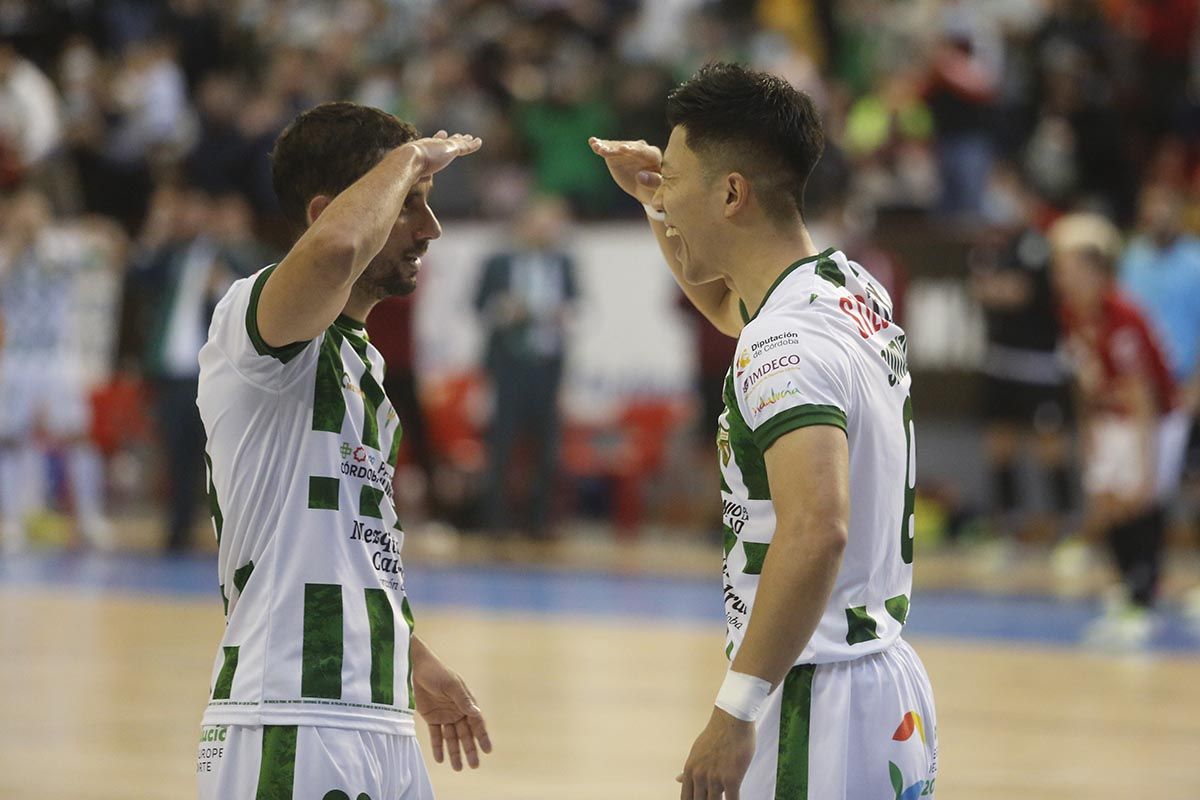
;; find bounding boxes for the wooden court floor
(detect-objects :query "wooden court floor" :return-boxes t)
[2,588,1199,799]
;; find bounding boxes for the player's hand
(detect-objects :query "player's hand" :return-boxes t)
[412,646,492,771]
[588,137,663,205]
[677,707,755,799]
[402,130,483,178]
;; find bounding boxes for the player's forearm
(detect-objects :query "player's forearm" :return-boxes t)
[648,219,742,337]
[729,522,847,688]
[258,147,425,346]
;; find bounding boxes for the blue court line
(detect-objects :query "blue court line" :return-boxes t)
[2,552,1198,653]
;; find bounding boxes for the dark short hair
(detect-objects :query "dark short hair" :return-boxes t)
[665,62,824,222]
[271,102,419,230]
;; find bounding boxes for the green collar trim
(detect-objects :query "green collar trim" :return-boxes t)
[746,248,835,323]
[334,313,367,332]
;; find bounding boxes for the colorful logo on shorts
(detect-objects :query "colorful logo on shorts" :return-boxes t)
[735,349,751,378]
[889,711,935,800]
[892,710,925,744]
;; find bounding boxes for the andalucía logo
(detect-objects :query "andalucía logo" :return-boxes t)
[735,349,751,378]
[888,710,934,800]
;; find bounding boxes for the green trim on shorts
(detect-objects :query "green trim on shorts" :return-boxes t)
[776,664,815,799]
[256,725,298,800]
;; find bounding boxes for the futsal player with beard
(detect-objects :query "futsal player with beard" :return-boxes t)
[195,103,490,799]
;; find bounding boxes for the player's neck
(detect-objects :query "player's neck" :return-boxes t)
[340,292,377,326]
[726,224,819,319]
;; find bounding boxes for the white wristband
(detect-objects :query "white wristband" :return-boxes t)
[642,203,666,222]
[714,670,772,722]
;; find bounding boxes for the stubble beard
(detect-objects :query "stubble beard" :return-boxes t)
[358,253,419,299]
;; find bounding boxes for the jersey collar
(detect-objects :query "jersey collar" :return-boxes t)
[739,247,836,324]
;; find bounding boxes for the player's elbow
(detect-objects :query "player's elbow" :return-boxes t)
[779,514,848,556]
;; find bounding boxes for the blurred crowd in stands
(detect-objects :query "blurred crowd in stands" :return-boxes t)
[1,0,1200,592]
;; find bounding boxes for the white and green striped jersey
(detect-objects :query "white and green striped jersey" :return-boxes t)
[719,248,915,666]
[197,265,415,735]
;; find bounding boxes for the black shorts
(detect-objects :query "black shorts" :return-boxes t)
[981,374,1072,431]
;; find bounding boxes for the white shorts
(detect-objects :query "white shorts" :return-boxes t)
[0,363,90,439]
[1084,410,1190,502]
[196,724,435,800]
[742,638,938,799]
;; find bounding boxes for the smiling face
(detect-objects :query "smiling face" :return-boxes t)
[654,125,729,285]
[355,177,441,300]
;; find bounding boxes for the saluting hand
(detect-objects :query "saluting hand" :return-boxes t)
[588,137,663,205]
[403,130,484,178]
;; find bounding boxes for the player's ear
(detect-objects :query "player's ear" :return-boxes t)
[723,173,750,219]
[305,195,334,227]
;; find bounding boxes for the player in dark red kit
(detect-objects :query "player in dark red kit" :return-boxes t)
[1049,213,1190,649]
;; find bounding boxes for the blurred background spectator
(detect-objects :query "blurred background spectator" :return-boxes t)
[474,195,577,539]
[969,167,1072,547]
[0,0,1194,603]
[0,187,122,552]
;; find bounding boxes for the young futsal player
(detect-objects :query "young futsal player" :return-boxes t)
[592,62,937,799]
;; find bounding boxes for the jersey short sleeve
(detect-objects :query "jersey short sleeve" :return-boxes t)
[206,265,320,388]
[733,311,850,453]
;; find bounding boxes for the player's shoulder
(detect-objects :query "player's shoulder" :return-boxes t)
[753,250,896,339]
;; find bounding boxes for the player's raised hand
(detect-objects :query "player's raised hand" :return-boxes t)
[589,136,663,205]
[403,130,483,178]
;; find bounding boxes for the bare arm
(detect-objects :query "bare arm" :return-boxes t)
[410,634,492,771]
[589,137,743,337]
[258,132,481,348]
[730,425,850,686]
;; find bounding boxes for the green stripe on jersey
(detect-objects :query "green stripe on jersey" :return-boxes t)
[354,356,387,451]
[845,606,880,645]
[776,664,815,798]
[751,404,847,453]
[204,452,223,542]
[308,476,340,510]
[722,526,737,557]
[212,646,239,700]
[313,328,348,433]
[255,725,298,800]
[401,596,416,709]
[301,584,343,699]
[386,418,404,469]
[233,561,255,594]
[885,594,910,624]
[723,372,770,500]
[359,485,385,519]
[365,588,395,705]
[742,541,770,575]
